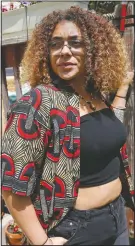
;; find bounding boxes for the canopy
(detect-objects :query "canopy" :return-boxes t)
[2,1,88,46]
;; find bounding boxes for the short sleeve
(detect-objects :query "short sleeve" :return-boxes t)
[1,87,51,196]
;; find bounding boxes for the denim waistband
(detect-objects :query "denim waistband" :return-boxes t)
[68,195,124,219]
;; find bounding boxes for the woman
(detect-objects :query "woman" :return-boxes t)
[2,6,134,245]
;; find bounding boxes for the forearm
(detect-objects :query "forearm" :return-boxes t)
[2,191,48,245]
[112,71,134,109]
[112,84,129,109]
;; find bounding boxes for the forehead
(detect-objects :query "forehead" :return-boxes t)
[52,20,82,38]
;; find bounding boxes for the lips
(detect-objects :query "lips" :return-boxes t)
[58,62,75,66]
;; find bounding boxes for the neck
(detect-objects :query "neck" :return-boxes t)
[69,77,86,95]
[70,79,101,102]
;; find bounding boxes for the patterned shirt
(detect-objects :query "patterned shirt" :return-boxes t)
[1,83,134,233]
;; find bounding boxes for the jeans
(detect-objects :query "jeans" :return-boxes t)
[48,195,129,245]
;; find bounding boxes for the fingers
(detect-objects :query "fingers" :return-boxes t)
[50,236,68,245]
[58,237,68,244]
[123,71,134,85]
[62,237,68,244]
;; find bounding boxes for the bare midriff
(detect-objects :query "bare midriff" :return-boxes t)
[74,178,122,210]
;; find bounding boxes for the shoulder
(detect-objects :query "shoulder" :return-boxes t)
[9,84,58,113]
[8,84,59,129]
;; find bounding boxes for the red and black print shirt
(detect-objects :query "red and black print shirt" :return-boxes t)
[1,84,134,232]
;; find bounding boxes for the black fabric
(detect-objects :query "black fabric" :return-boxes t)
[80,108,127,187]
[48,195,129,245]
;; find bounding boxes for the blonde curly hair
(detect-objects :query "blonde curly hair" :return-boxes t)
[21,6,129,93]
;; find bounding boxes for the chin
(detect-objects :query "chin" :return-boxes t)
[58,72,79,81]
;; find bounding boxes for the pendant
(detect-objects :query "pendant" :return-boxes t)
[86,101,96,111]
[79,95,96,111]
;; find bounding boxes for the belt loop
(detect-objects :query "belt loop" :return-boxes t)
[109,202,114,214]
[85,209,91,220]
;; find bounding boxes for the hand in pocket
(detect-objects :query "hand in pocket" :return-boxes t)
[46,237,68,245]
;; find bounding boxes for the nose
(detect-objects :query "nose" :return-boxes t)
[60,44,72,56]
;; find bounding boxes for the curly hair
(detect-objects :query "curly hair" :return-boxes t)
[21,6,129,93]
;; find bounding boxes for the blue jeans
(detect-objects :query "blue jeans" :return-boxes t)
[48,195,129,245]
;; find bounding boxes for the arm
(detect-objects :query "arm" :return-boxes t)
[111,71,134,109]
[110,72,134,122]
[111,84,129,109]
[2,95,52,245]
[2,88,67,245]
[2,191,50,245]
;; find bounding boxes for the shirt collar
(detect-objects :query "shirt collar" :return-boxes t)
[52,78,79,109]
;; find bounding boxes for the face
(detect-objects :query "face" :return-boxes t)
[49,20,85,83]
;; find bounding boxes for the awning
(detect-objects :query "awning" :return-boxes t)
[2,1,88,46]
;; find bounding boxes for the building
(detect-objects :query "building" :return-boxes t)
[2,1,88,119]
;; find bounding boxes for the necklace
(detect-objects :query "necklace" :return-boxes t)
[79,94,97,111]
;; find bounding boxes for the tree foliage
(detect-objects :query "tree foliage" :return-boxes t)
[88,1,120,14]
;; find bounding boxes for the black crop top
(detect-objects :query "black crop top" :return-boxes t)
[80,108,127,187]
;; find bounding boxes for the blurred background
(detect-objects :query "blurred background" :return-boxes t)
[1,1,134,244]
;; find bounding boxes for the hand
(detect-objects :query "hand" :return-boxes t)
[45,237,68,245]
[123,71,134,85]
